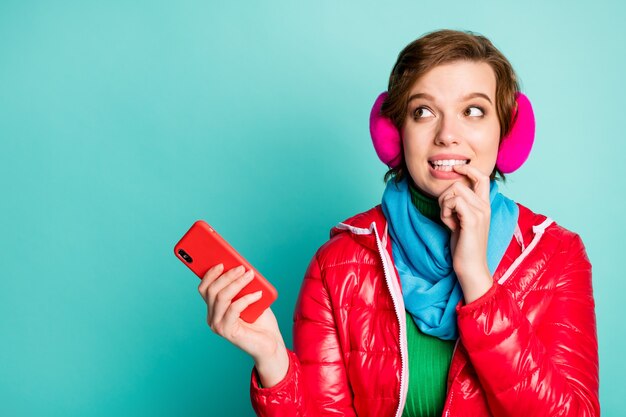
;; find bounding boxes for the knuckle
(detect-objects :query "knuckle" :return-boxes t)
[215,292,227,303]
[238,273,252,285]
[207,287,218,300]
[227,271,242,282]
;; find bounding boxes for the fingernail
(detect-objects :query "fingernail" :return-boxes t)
[237,265,245,273]
[244,270,254,280]
[254,290,263,298]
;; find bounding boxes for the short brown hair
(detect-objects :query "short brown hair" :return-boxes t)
[381,29,520,184]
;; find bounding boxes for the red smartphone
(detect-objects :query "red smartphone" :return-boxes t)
[174,220,278,323]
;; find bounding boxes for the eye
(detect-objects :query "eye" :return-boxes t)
[413,107,434,119]
[464,106,484,117]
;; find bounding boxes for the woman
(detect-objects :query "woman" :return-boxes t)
[198,30,599,417]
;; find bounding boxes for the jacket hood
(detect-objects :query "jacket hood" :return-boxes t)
[328,202,545,257]
[329,205,388,254]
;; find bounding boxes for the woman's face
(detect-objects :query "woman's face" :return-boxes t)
[402,60,500,198]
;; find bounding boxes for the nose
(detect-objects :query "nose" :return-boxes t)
[434,114,461,146]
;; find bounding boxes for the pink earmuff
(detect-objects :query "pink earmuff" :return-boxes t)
[495,92,535,173]
[369,91,535,173]
[369,92,403,168]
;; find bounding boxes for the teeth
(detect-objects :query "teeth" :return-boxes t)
[431,159,468,166]
[429,159,469,172]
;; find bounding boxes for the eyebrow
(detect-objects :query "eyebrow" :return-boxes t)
[408,92,493,105]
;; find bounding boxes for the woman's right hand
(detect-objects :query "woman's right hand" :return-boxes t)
[198,263,290,387]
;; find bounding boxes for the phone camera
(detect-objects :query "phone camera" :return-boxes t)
[178,249,193,263]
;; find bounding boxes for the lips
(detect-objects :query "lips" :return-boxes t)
[428,153,471,164]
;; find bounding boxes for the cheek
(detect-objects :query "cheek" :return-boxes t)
[465,125,500,173]
[401,123,433,156]
[402,132,430,168]
[401,137,428,181]
[472,121,500,153]
[481,127,501,168]
[489,124,501,157]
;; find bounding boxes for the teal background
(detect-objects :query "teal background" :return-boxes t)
[1,1,623,416]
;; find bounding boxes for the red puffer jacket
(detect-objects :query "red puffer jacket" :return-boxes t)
[249,203,599,417]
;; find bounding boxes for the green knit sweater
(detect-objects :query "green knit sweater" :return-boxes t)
[401,182,456,417]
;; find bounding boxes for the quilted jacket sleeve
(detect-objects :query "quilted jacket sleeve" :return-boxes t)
[249,251,356,417]
[456,233,600,416]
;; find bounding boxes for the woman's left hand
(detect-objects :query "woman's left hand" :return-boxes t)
[438,164,493,303]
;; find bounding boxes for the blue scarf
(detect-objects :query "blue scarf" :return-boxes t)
[381,178,518,340]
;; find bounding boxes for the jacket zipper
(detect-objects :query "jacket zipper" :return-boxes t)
[372,223,407,417]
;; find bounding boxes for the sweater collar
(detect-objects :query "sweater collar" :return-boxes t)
[407,180,441,223]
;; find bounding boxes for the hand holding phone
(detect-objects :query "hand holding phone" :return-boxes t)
[199,263,290,388]
[174,220,278,323]
[174,221,290,386]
